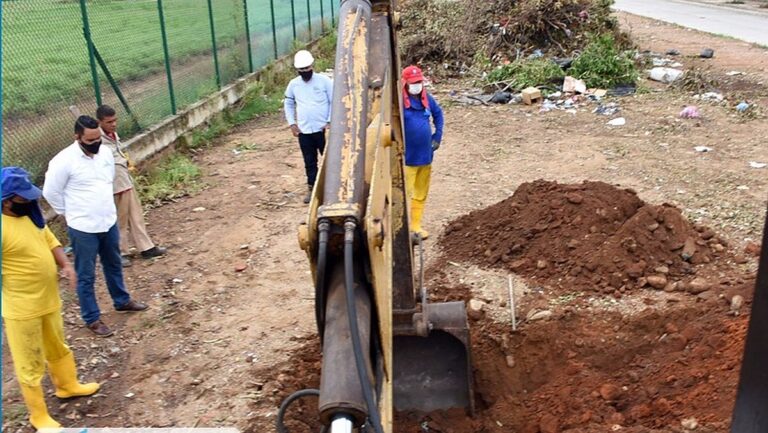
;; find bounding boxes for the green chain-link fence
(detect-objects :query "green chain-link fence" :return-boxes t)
[2,0,337,181]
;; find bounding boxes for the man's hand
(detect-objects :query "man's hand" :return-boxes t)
[325,122,331,130]
[60,265,77,290]
[290,124,301,137]
[432,140,441,151]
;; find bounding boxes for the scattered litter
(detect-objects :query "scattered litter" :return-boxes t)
[700,48,714,58]
[607,117,626,126]
[171,278,183,284]
[547,91,563,100]
[552,57,573,70]
[726,71,745,76]
[608,84,637,97]
[124,392,135,398]
[563,76,587,94]
[522,87,542,105]
[670,62,683,68]
[737,185,749,190]
[490,91,513,104]
[593,89,607,98]
[749,161,767,169]
[594,103,620,116]
[694,146,713,152]
[698,92,724,102]
[666,49,680,56]
[540,100,558,112]
[679,106,700,119]
[192,207,206,212]
[736,102,750,113]
[649,67,684,84]
[528,49,544,59]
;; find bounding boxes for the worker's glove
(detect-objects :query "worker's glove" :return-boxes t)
[431,140,441,151]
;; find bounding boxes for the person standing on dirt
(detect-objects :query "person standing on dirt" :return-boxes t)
[283,49,333,204]
[2,167,100,430]
[43,115,149,337]
[96,104,166,267]
[402,65,444,240]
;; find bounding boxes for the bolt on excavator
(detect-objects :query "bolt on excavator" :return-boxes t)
[294,1,767,433]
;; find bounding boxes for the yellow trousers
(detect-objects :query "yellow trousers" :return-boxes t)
[405,165,432,237]
[4,311,71,386]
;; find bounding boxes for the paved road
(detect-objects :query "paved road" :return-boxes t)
[613,0,768,46]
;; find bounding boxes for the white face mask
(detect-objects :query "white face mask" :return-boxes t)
[407,83,423,95]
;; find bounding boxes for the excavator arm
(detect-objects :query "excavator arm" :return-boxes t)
[297,1,472,432]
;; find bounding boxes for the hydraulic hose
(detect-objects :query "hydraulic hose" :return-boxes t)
[316,220,331,339]
[343,220,385,433]
[276,388,328,433]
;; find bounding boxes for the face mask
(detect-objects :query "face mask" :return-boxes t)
[299,70,314,81]
[9,201,34,217]
[408,83,423,95]
[79,139,102,154]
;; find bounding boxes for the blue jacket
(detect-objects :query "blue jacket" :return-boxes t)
[404,93,444,166]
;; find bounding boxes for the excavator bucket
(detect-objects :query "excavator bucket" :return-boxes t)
[393,301,474,413]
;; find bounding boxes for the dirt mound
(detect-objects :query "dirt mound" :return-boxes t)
[399,0,628,68]
[440,180,738,295]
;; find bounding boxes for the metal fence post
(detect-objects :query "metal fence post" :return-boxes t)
[206,0,222,88]
[78,0,101,106]
[290,0,297,41]
[330,0,335,27]
[306,0,312,40]
[242,0,254,72]
[157,0,177,114]
[319,0,325,33]
[269,0,278,59]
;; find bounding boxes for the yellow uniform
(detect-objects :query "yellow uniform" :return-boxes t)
[2,214,72,387]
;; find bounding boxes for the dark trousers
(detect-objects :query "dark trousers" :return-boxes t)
[68,224,132,325]
[298,131,326,186]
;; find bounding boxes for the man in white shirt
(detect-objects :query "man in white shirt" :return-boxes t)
[43,115,148,337]
[284,49,333,204]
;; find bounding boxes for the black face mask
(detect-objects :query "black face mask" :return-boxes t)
[79,139,102,154]
[299,70,314,81]
[9,201,34,217]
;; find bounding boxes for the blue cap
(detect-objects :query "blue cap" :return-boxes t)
[1,167,42,201]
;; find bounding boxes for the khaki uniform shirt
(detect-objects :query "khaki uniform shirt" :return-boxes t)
[101,130,134,194]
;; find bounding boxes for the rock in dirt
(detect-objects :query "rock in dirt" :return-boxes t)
[682,237,697,261]
[192,207,206,212]
[505,354,516,368]
[688,277,710,294]
[234,262,248,272]
[681,417,699,430]
[744,241,762,257]
[527,310,553,322]
[730,295,744,314]
[599,383,622,401]
[647,275,668,290]
[539,414,560,433]
[700,48,714,58]
[468,299,486,320]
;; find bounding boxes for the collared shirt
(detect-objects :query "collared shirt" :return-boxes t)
[284,73,333,134]
[101,130,134,194]
[43,141,117,233]
[2,214,62,320]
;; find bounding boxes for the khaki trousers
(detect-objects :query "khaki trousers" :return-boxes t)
[114,188,154,254]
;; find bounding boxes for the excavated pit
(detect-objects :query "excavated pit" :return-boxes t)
[247,181,754,433]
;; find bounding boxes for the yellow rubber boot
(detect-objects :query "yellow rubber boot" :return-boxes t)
[19,384,61,430]
[410,201,429,240]
[48,353,100,399]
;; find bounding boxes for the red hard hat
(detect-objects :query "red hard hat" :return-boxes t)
[401,65,424,84]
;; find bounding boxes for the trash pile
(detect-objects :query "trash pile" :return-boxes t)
[399,0,628,69]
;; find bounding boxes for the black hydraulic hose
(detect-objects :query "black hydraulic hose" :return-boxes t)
[276,388,328,433]
[316,220,331,339]
[343,220,385,433]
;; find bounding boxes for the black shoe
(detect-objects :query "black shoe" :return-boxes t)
[115,299,148,312]
[140,246,167,259]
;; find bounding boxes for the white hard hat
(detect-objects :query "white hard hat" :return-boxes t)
[294,50,315,69]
